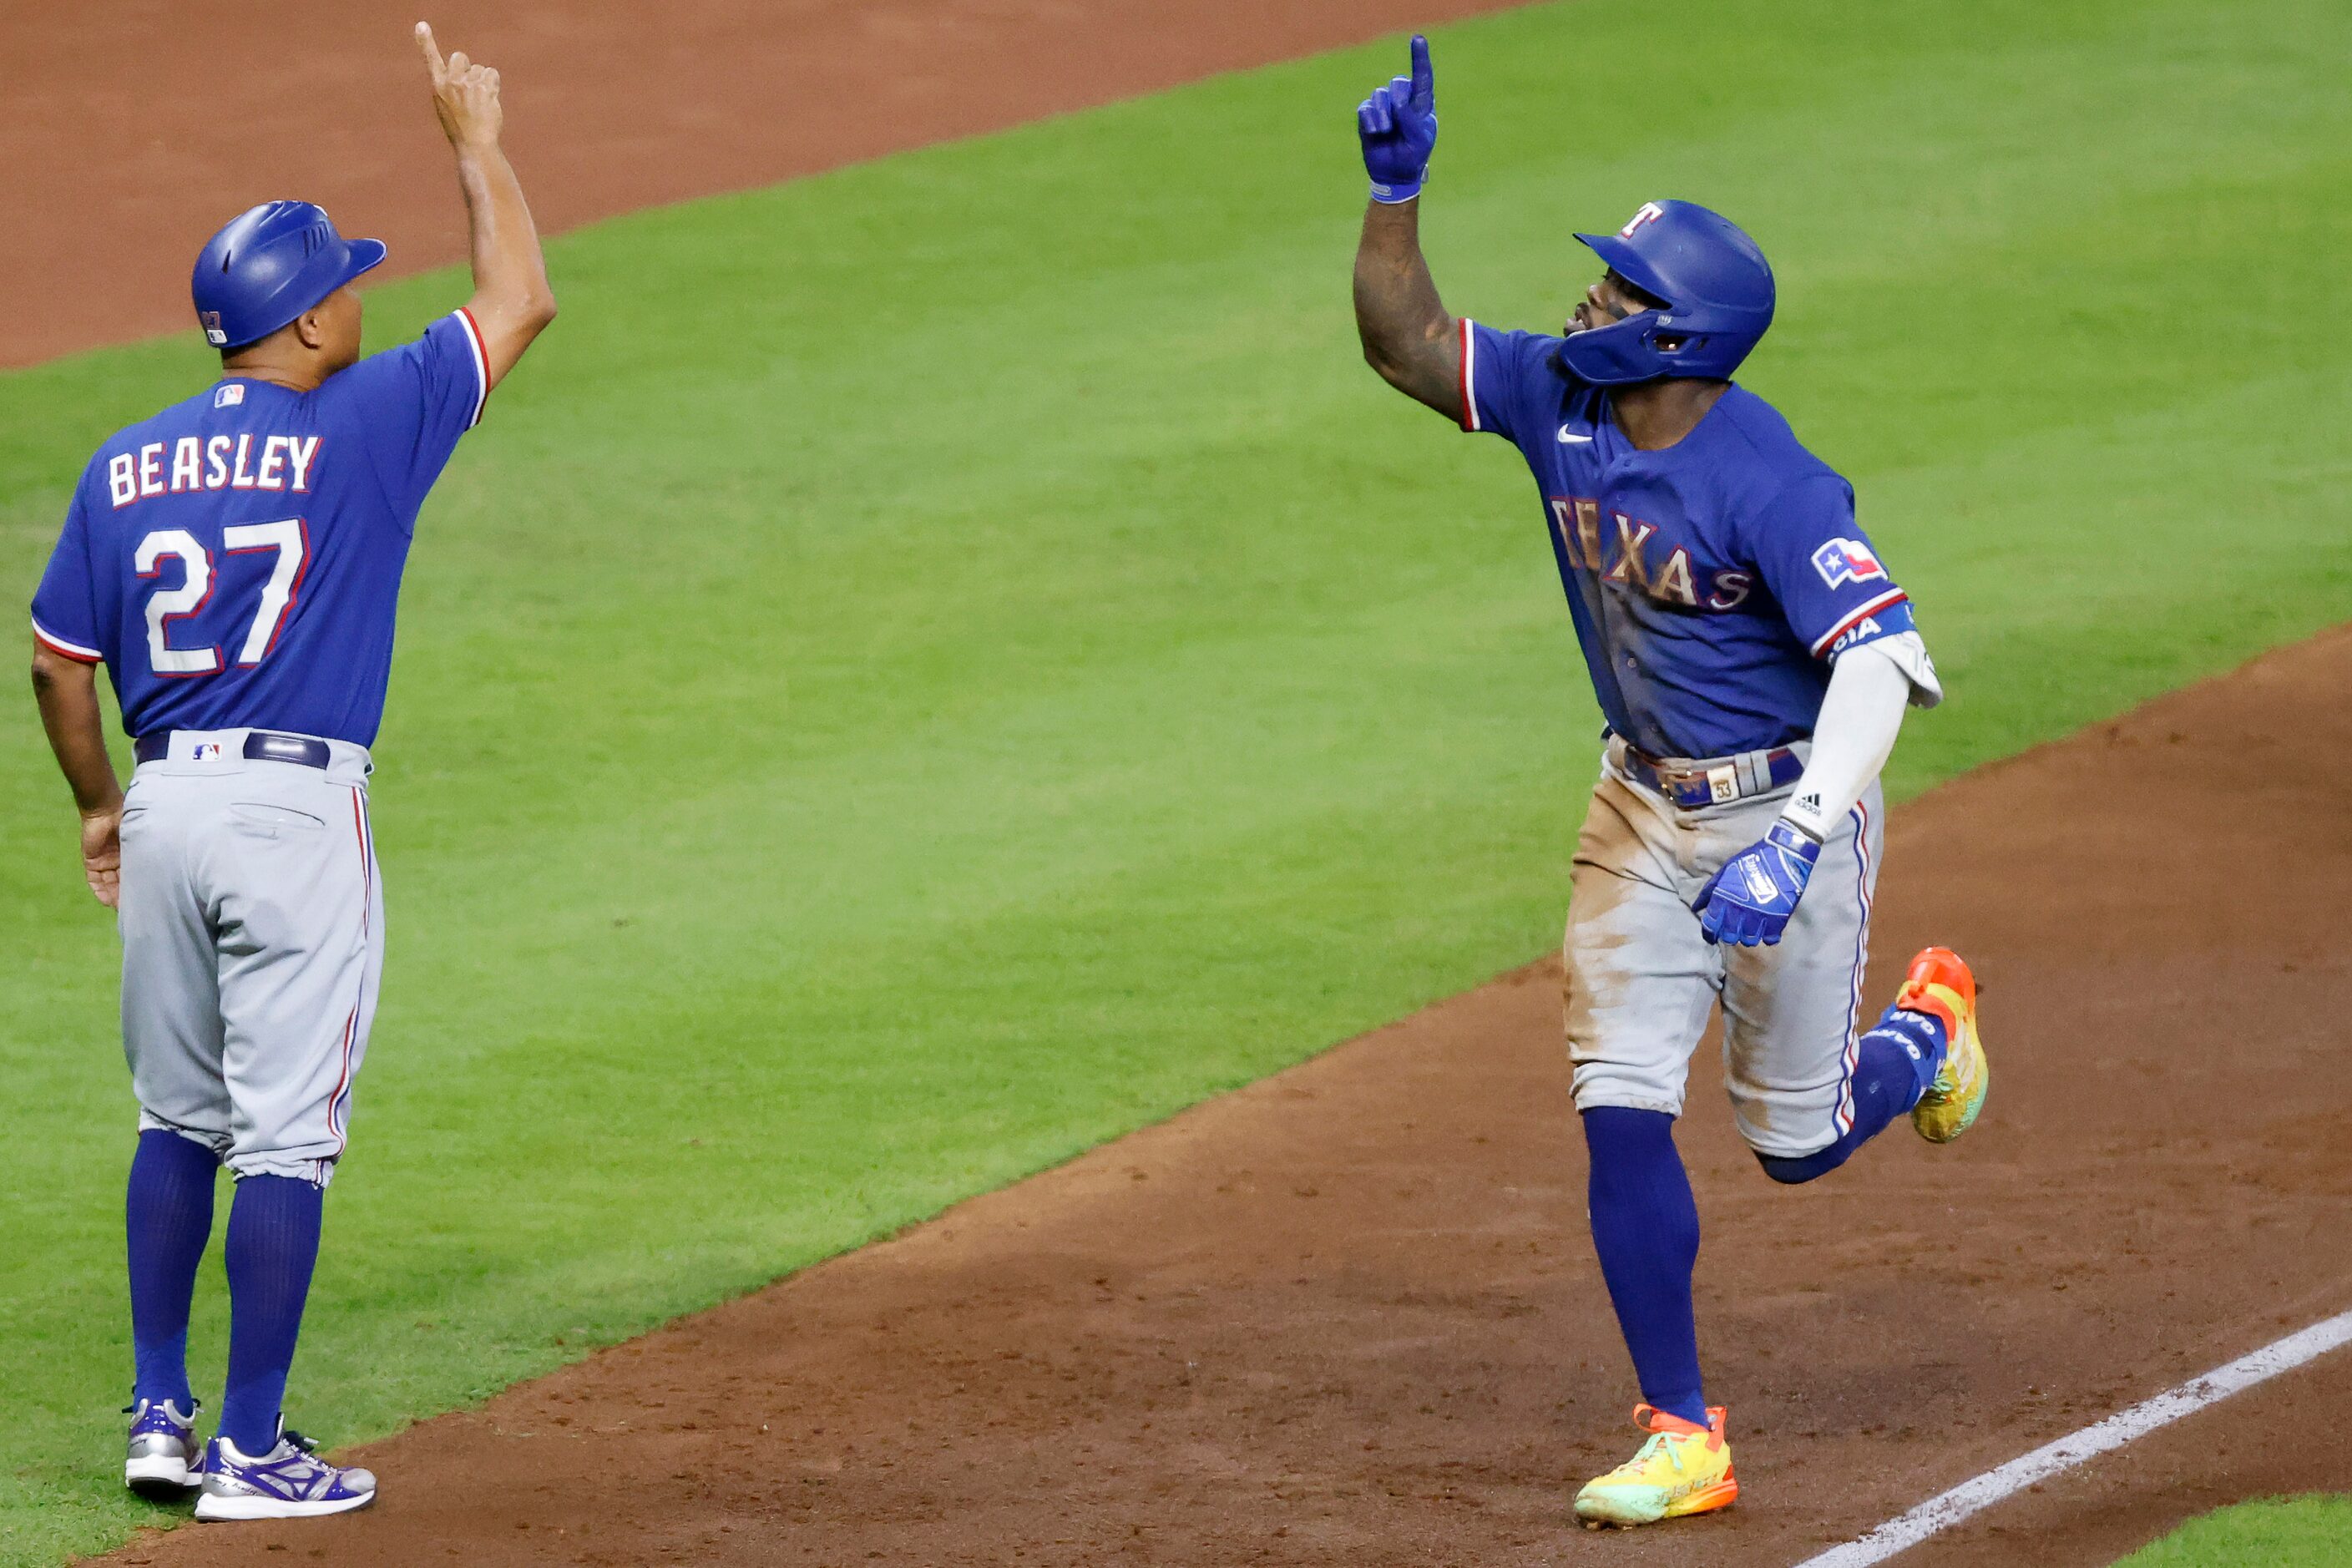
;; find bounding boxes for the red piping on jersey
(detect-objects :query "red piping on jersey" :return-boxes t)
[32,619,101,664]
[1458,317,1479,432]
[1810,589,1909,659]
[455,307,491,429]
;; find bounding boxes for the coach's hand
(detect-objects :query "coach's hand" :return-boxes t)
[1692,820,1819,947]
[81,802,121,909]
[1358,34,1437,204]
[417,22,503,150]
[416,19,556,388]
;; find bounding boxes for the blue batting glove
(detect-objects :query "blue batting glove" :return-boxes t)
[1692,819,1821,947]
[1357,35,1437,203]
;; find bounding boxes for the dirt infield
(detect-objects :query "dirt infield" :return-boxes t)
[4,0,1528,368]
[83,629,2352,1565]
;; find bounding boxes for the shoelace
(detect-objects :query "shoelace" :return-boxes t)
[223,1430,325,1473]
[252,1439,328,1479]
[1616,1430,1688,1478]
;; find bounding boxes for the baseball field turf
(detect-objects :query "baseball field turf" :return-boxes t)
[3,0,2349,1561]
[2120,1498,2352,1566]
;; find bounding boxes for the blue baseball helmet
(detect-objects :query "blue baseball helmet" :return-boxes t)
[1557,200,1774,385]
[190,201,386,351]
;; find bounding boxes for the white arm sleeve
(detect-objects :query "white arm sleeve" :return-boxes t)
[1780,639,1919,842]
[1867,628,1944,710]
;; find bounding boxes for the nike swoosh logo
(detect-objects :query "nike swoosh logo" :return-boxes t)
[1558,429,1592,444]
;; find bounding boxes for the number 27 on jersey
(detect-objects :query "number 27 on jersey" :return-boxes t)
[135,520,308,677]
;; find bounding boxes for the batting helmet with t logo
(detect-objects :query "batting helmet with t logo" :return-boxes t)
[1558,200,1776,386]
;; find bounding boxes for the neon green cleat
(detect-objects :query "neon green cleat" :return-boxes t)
[1573,1404,1738,1528]
[1899,946,1988,1144]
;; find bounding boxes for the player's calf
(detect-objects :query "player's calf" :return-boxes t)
[1754,1015,1935,1183]
[1753,955,1976,1183]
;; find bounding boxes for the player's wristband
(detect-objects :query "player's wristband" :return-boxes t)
[1775,808,1829,847]
[1369,176,1425,204]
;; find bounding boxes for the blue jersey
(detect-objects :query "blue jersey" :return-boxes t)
[31,311,490,748]
[1459,318,1914,760]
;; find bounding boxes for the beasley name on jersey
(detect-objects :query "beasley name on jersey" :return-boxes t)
[1459,317,1914,761]
[32,311,489,749]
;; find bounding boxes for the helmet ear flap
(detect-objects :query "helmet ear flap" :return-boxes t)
[1569,200,1775,382]
[1556,311,1672,386]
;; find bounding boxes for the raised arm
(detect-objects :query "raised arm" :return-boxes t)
[1352,36,1462,423]
[1355,200,1461,421]
[417,22,557,389]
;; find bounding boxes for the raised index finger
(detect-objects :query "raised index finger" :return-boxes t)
[1409,35,1433,107]
[415,20,447,81]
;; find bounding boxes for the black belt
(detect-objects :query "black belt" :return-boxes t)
[1616,741,1804,810]
[134,731,333,770]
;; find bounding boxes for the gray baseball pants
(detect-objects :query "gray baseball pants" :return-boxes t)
[1565,738,1884,1161]
[117,730,382,1184]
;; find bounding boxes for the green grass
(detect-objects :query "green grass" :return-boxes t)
[2117,1497,2352,1566]
[4,0,2350,1560]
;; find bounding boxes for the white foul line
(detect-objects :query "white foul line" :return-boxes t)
[1792,1306,2352,1568]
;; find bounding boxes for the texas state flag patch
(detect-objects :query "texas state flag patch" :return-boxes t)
[1812,537,1889,589]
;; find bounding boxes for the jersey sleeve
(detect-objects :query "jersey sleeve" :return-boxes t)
[333,309,493,517]
[30,473,104,665]
[1743,473,1915,660]
[1457,320,1565,444]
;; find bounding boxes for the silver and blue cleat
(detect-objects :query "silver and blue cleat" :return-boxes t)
[124,1398,205,1498]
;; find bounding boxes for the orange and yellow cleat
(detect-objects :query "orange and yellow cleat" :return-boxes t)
[1573,1404,1738,1528]
[1895,946,1989,1143]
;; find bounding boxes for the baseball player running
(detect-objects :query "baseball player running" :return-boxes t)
[28,24,554,1520]
[1350,38,1988,1527]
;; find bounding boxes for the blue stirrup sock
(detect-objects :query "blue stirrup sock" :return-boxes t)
[219,1173,325,1454]
[126,1130,221,1409]
[1581,1106,1709,1429]
[1757,1007,1949,1185]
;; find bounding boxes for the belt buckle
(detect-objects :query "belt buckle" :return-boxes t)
[1706,763,1739,805]
[1638,756,1696,807]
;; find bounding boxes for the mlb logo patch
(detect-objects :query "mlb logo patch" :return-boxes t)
[200,311,228,348]
[1812,537,1888,589]
[193,742,225,762]
[214,383,245,408]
